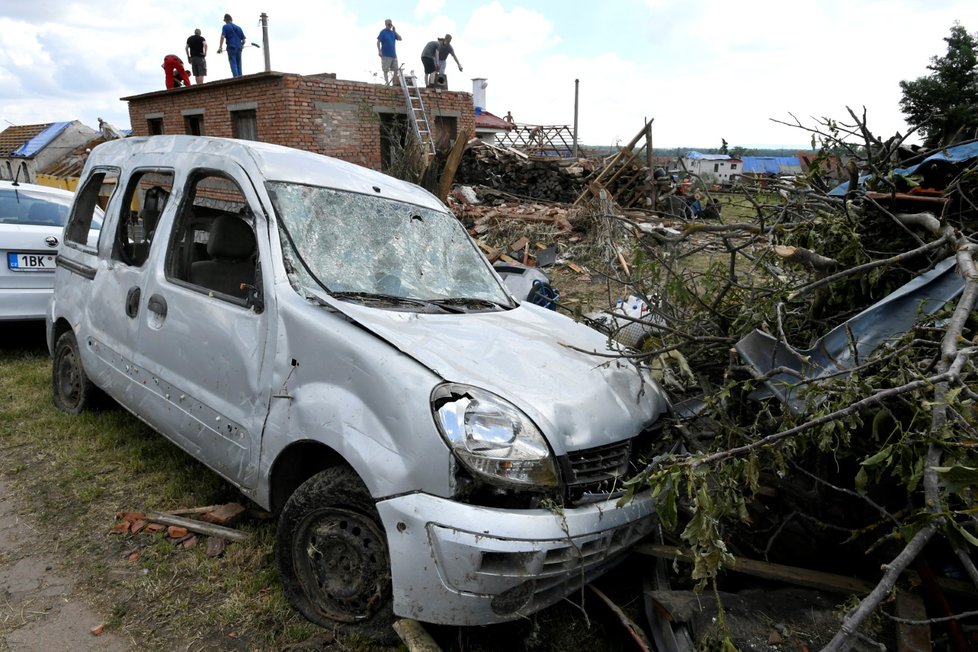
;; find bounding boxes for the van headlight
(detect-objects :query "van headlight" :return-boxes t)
[431,384,558,488]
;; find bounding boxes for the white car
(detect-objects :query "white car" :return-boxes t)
[0,180,101,320]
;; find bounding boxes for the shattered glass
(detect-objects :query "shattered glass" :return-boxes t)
[268,183,511,306]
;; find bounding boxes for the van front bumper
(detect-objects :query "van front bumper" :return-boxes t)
[376,490,656,626]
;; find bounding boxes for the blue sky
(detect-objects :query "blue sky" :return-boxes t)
[1,1,974,148]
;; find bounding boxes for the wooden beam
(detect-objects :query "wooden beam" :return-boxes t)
[144,510,250,543]
[436,131,471,202]
[633,544,874,595]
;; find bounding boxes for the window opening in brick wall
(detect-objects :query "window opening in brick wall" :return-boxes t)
[184,114,204,136]
[148,118,164,135]
[231,109,258,141]
[379,113,412,175]
[432,116,458,152]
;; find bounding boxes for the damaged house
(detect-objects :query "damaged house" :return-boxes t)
[122,71,475,174]
[0,121,97,184]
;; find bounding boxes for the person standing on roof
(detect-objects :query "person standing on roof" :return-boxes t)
[185,28,208,84]
[437,34,462,76]
[217,13,246,77]
[162,54,191,89]
[421,39,440,87]
[377,18,401,84]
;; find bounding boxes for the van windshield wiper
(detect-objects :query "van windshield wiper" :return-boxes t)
[428,297,509,312]
[329,291,448,313]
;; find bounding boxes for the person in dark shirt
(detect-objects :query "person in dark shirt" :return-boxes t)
[185,29,208,84]
[421,39,439,86]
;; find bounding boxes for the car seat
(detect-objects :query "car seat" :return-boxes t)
[189,214,257,299]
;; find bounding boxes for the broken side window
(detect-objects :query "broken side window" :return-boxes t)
[112,170,174,268]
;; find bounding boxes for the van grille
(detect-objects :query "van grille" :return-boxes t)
[563,440,631,499]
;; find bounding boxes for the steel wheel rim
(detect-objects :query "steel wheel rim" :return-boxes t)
[293,507,390,623]
[57,346,81,407]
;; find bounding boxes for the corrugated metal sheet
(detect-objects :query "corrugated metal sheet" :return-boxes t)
[12,121,71,157]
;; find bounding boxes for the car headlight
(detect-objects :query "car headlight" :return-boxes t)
[431,383,558,488]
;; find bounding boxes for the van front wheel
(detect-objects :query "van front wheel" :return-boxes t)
[276,467,396,643]
[52,331,96,414]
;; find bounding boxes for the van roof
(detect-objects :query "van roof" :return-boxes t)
[85,136,446,211]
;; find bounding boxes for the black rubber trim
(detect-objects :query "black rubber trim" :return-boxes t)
[56,256,97,280]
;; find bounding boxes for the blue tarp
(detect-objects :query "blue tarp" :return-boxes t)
[829,139,978,196]
[740,156,801,174]
[12,122,71,158]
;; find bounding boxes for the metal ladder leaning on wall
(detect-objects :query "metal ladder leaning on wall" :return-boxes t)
[396,68,436,164]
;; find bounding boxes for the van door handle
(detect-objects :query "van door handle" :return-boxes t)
[147,294,167,318]
[125,287,141,318]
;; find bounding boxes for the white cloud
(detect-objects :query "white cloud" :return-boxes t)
[0,1,974,147]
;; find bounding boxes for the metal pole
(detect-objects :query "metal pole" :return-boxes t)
[261,13,270,72]
[572,78,579,158]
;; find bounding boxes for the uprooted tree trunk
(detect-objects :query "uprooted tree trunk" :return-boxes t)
[580,109,978,650]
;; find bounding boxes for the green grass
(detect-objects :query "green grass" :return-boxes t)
[0,338,329,650]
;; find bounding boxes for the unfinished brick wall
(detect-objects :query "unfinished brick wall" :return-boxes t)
[123,72,474,173]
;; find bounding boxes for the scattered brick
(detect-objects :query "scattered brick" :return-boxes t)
[130,519,147,534]
[91,623,105,636]
[202,502,246,526]
[166,525,189,539]
[111,521,131,534]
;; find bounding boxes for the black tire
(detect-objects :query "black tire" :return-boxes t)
[51,330,97,415]
[276,467,397,643]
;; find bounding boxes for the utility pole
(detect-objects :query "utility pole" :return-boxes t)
[261,13,270,72]
[573,79,579,158]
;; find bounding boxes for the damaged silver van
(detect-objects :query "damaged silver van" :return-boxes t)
[47,135,670,639]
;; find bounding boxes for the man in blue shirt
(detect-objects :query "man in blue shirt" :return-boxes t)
[217,13,246,77]
[376,18,401,84]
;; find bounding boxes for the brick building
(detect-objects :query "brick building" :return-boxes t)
[122,72,475,173]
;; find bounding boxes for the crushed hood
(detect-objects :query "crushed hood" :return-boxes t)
[328,300,670,455]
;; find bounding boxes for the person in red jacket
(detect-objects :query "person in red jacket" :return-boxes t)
[162,54,191,89]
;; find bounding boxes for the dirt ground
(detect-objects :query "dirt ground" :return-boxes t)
[0,479,132,651]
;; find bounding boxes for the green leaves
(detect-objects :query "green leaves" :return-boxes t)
[933,465,978,496]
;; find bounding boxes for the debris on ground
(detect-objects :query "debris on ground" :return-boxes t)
[110,503,250,557]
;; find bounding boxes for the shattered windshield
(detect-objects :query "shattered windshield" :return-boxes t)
[267,183,512,309]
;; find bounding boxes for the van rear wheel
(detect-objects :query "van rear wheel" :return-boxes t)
[276,467,396,643]
[52,331,96,414]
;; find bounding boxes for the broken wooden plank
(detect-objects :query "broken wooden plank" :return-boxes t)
[634,544,874,595]
[588,585,652,651]
[895,589,932,652]
[393,618,442,652]
[437,131,471,202]
[144,510,251,543]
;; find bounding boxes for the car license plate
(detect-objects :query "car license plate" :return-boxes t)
[7,252,57,271]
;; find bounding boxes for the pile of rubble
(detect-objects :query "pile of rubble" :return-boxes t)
[455,140,590,203]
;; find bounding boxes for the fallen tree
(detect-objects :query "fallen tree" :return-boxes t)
[574,112,978,650]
